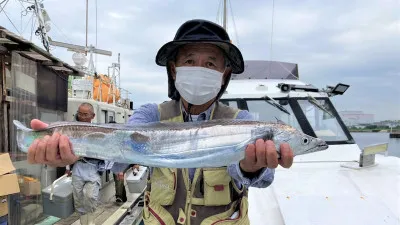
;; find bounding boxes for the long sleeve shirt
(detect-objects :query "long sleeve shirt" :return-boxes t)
[126,102,275,189]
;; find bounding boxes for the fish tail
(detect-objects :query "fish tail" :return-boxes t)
[13,120,33,132]
[13,120,38,153]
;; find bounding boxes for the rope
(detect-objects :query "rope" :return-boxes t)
[294,160,359,164]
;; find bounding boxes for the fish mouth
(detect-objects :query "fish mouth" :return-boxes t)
[307,142,329,153]
[318,143,329,150]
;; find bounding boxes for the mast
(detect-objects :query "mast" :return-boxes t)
[223,0,227,30]
[118,53,121,88]
[85,0,89,55]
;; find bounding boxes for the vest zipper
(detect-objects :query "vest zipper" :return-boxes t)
[210,210,242,225]
[148,207,166,225]
[187,169,192,225]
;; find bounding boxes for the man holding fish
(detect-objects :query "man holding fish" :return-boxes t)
[26,19,295,224]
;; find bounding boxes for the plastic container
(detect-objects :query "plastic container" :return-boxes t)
[126,166,148,193]
[41,174,74,218]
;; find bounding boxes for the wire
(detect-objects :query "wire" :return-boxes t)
[1,0,22,35]
[30,14,35,41]
[0,0,9,15]
[51,20,72,43]
[19,0,35,4]
[216,0,222,25]
[21,12,33,33]
[95,0,98,71]
[228,0,240,49]
[269,0,275,77]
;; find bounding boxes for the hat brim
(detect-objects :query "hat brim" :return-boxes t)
[155,40,245,74]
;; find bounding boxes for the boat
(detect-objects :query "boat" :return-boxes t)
[219,60,400,225]
[214,1,399,223]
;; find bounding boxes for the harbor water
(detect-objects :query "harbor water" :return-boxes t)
[351,132,400,158]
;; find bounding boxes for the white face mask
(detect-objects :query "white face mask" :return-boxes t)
[174,66,224,105]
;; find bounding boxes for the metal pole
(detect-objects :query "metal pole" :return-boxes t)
[223,0,227,30]
[118,53,120,88]
[0,55,5,153]
[85,0,88,55]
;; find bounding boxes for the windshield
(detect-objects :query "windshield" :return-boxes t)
[222,99,302,130]
[297,99,349,142]
[221,97,353,144]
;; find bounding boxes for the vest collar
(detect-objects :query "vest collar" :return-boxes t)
[180,100,215,121]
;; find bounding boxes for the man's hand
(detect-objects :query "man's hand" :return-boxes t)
[27,119,79,167]
[239,139,294,173]
[132,164,140,176]
[65,170,72,177]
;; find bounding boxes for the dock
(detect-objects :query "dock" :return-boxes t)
[389,132,400,138]
[33,178,144,225]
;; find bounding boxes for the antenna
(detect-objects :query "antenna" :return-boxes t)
[32,1,51,52]
[48,38,112,75]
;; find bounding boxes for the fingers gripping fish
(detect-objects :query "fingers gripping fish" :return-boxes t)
[13,119,328,168]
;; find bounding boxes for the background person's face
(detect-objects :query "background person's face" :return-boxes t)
[77,106,95,122]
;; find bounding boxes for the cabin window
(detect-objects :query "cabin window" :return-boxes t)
[245,99,302,130]
[297,99,348,142]
[220,100,239,109]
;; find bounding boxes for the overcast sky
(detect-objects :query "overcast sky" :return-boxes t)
[1,0,399,121]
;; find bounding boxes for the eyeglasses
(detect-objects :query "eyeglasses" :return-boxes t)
[77,111,93,118]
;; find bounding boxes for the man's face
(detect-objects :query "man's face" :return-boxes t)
[170,43,230,84]
[77,105,95,122]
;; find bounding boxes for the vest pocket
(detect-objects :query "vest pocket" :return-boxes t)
[200,197,250,225]
[149,168,177,206]
[143,202,176,225]
[203,169,232,206]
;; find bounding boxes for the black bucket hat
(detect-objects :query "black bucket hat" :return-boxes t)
[156,19,245,101]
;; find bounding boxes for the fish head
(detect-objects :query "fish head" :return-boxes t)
[271,125,329,156]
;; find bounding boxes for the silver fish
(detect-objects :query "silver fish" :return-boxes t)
[13,119,328,168]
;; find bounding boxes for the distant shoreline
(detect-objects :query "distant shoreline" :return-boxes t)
[349,129,400,133]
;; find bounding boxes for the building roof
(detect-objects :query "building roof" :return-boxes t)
[0,26,84,77]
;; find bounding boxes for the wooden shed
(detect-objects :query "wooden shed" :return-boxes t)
[0,26,83,225]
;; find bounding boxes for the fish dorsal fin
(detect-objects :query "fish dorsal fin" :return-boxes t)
[274,117,287,125]
[83,132,107,140]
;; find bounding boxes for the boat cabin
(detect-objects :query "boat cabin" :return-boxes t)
[220,60,400,225]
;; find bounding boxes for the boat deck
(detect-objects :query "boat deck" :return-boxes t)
[35,179,143,225]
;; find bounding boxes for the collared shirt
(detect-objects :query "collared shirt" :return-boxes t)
[180,101,215,122]
[127,102,275,188]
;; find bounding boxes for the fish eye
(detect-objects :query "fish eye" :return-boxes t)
[302,137,309,145]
